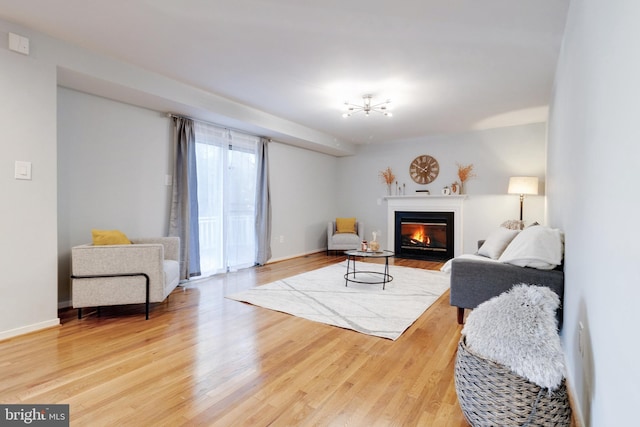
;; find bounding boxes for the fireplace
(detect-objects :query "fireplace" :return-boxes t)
[386,195,464,259]
[394,211,454,261]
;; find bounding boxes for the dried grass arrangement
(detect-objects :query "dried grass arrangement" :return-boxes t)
[457,163,476,184]
[455,163,476,194]
[379,167,396,195]
[379,167,396,185]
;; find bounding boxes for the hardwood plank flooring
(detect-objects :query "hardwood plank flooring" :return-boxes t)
[0,253,470,426]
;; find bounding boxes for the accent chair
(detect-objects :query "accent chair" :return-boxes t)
[327,218,364,255]
[71,237,180,319]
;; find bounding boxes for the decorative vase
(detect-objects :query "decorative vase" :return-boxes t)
[387,183,392,196]
[460,181,466,195]
[369,231,380,252]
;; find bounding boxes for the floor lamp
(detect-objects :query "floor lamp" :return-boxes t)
[508,177,539,220]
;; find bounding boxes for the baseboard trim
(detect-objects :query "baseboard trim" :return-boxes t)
[267,249,327,264]
[0,318,60,342]
[566,378,585,427]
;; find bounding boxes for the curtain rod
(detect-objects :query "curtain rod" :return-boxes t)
[166,112,271,142]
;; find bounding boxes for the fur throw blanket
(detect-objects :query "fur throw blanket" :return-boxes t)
[462,284,566,390]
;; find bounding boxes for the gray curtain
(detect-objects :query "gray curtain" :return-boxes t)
[169,117,201,279]
[255,137,272,265]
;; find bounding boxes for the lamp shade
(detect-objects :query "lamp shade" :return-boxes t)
[508,176,539,195]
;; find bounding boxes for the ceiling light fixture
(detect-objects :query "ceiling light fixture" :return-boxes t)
[342,94,392,118]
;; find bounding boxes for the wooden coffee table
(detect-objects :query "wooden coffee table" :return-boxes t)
[344,250,394,290]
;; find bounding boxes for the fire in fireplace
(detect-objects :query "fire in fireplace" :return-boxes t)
[394,211,454,261]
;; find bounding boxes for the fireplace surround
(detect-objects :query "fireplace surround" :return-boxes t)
[385,195,465,260]
[394,211,454,261]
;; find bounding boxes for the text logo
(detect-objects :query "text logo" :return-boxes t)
[1,405,69,426]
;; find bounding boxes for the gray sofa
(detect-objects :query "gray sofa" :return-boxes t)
[450,241,564,327]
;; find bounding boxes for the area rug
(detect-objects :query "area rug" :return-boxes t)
[226,262,450,340]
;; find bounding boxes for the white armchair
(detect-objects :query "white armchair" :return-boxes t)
[71,237,180,319]
[327,220,364,255]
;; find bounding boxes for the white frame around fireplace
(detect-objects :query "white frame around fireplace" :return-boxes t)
[385,195,466,258]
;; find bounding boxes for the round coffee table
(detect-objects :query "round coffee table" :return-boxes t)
[344,250,394,290]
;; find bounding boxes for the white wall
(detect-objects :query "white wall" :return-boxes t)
[337,124,547,251]
[547,0,640,425]
[269,142,339,260]
[0,46,59,339]
[57,88,174,305]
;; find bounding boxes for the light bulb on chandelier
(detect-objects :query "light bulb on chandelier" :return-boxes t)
[342,94,392,118]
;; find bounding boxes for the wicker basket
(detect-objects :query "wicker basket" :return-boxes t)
[454,338,571,427]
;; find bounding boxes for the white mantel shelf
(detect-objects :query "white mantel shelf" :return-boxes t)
[385,194,466,257]
[384,195,467,200]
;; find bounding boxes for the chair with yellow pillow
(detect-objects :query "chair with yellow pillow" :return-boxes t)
[327,217,364,255]
[71,229,180,319]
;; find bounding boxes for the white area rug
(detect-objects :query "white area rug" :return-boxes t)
[226,262,450,340]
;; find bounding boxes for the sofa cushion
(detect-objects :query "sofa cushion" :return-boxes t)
[477,227,520,259]
[91,229,132,245]
[331,232,361,245]
[500,219,525,230]
[498,225,563,270]
[440,253,500,273]
[335,217,356,233]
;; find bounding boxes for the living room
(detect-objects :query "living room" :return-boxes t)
[1,1,639,425]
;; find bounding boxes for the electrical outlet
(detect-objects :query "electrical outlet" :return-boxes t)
[9,33,30,55]
[279,235,284,243]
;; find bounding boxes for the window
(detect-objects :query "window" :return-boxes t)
[194,122,258,275]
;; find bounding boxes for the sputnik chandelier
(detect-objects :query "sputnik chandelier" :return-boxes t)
[342,94,392,118]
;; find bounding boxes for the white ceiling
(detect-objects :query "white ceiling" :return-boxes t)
[0,0,569,146]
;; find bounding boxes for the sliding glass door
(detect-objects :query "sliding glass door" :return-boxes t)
[194,122,257,275]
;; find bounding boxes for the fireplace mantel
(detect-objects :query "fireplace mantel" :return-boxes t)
[385,195,466,257]
[384,195,467,201]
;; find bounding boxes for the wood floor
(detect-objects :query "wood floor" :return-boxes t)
[0,253,470,426]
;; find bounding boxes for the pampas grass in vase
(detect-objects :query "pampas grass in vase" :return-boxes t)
[379,167,395,195]
[456,163,476,194]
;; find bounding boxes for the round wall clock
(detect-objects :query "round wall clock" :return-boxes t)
[409,155,440,184]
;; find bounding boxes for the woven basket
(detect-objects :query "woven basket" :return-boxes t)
[455,338,571,427]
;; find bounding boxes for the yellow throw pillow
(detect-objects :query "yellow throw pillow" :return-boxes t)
[91,229,132,245]
[335,217,356,234]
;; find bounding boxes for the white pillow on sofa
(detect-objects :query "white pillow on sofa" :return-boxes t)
[498,225,563,270]
[477,227,520,259]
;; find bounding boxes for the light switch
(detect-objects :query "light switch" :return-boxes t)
[15,161,32,180]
